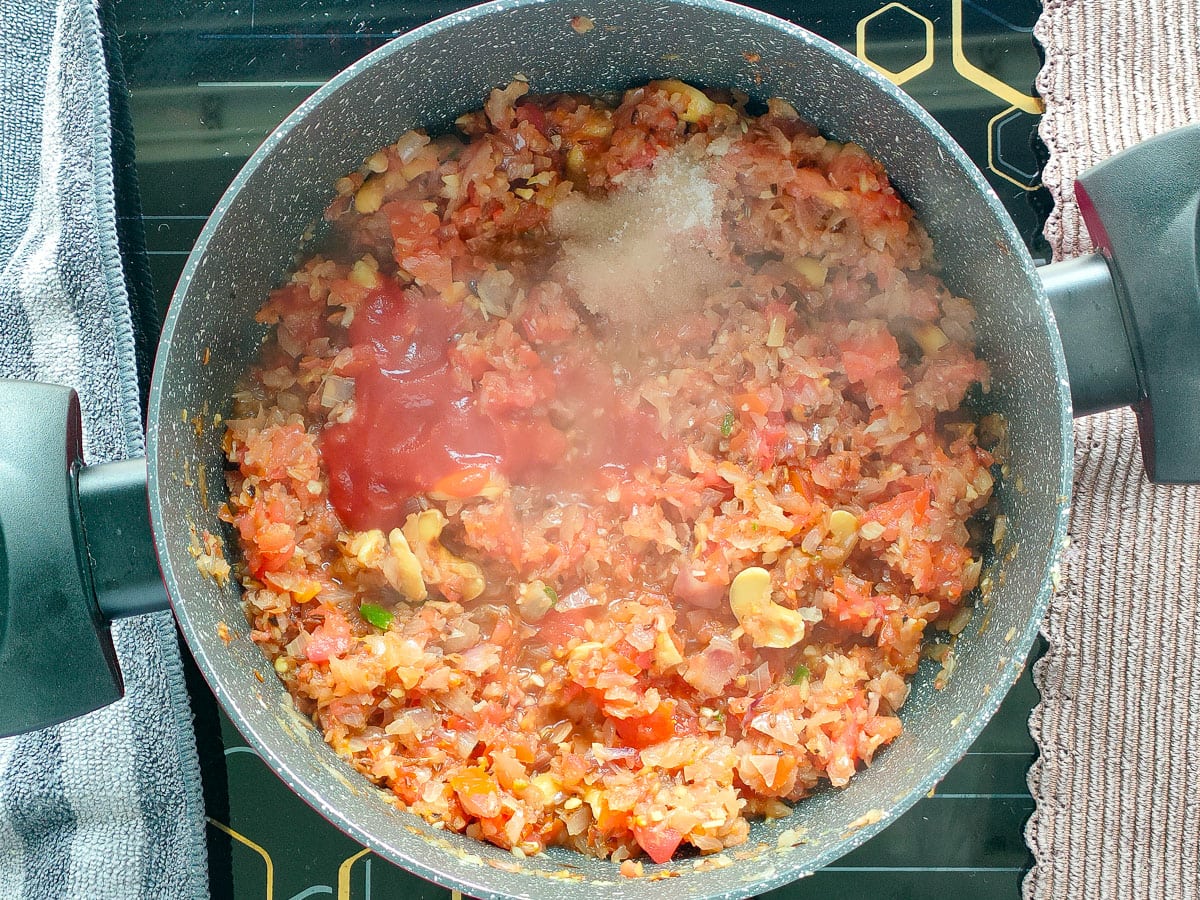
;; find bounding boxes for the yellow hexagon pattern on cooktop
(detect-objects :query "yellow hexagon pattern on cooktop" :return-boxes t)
[856,3,935,86]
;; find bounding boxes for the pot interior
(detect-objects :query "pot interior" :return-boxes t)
[148,1,1071,897]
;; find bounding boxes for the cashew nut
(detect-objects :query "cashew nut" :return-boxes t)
[651,79,716,123]
[354,176,386,214]
[383,528,427,600]
[729,566,806,649]
[349,255,380,289]
[565,146,587,180]
[912,323,950,356]
[342,528,426,601]
[402,509,485,602]
[344,529,386,567]
[517,580,555,623]
[818,509,861,562]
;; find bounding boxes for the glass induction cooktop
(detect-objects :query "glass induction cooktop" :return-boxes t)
[109,2,1048,897]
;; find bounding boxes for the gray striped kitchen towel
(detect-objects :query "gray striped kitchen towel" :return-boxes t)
[1026,0,1200,897]
[0,0,208,896]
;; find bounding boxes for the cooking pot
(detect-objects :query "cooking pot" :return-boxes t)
[2,1,1198,897]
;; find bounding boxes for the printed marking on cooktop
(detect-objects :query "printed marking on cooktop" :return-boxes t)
[853,0,1044,193]
[225,745,262,757]
[989,105,1042,189]
[338,849,372,900]
[952,0,1043,114]
[208,817,275,900]
[960,0,1035,33]
[856,3,935,86]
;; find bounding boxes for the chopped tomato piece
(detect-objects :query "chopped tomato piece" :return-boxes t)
[534,607,595,648]
[839,328,899,382]
[305,610,354,662]
[514,101,548,133]
[613,701,676,749]
[862,487,931,542]
[252,522,295,575]
[432,466,493,498]
[633,825,683,864]
[595,804,631,832]
[450,767,503,819]
[734,392,769,416]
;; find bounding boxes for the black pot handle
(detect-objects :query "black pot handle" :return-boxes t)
[0,380,168,737]
[1039,123,1200,483]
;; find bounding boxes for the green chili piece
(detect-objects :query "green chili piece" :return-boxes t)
[789,664,810,685]
[359,602,394,630]
[720,411,735,437]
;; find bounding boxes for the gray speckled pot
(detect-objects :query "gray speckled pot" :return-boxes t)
[148,1,1072,896]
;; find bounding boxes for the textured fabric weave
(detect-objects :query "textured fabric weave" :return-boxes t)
[1026,1,1200,897]
[0,0,208,896]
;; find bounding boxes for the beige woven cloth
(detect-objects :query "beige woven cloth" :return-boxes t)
[1025,2,1200,897]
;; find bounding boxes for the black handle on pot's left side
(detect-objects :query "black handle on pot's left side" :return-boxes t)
[1039,123,1200,483]
[0,380,168,737]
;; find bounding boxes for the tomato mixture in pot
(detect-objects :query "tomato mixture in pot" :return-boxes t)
[222,80,996,869]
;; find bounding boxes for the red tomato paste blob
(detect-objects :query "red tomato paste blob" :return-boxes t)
[322,278,667,531]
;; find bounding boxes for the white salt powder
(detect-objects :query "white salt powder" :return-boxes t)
[549,152,725,326]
